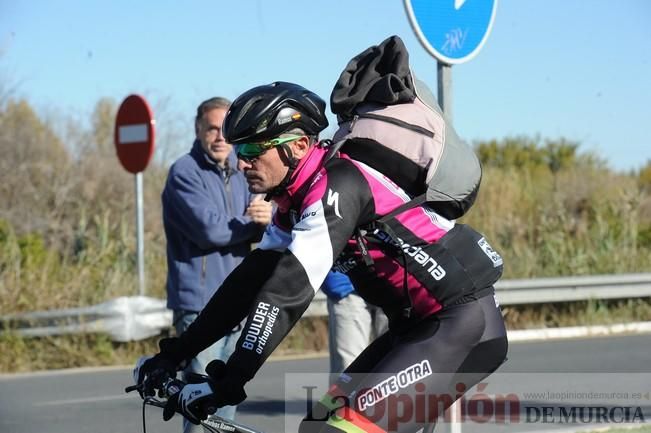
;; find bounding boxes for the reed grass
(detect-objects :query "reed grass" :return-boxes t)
[1,99,650,372]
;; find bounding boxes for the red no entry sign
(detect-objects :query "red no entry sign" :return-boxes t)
[114,95,155,174]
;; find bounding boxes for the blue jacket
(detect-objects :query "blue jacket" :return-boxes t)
[163,140,262,311]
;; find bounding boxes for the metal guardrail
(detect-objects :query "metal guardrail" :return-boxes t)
[304,273,651,316]
[2,273,651,342]
[494,273,651,305]
[0,296,172,342]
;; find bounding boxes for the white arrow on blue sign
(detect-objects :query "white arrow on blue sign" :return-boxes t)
[404,0,497,65]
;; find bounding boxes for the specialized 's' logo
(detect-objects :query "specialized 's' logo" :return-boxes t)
[326,189,342,218]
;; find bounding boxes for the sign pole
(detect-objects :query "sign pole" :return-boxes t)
[437,59,460,433]
[404,2,498,433]
[135,172,145,296]
[437,61,453,122]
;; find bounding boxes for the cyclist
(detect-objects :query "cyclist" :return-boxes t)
[134,81,508,432]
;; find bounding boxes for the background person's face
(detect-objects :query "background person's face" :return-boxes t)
[196,107,231,165]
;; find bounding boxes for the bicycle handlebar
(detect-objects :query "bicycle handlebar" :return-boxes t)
[125,376,184,405]
[126,376,264,433]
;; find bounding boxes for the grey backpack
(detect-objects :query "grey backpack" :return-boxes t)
[330,35,481,220]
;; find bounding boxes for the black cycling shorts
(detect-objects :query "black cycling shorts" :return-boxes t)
[299,293,508,433]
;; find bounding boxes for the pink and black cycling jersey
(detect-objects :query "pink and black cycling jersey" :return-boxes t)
[178,142,503,385]
[269,146,445,318]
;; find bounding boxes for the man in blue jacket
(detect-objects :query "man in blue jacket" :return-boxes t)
[162,96,272,431]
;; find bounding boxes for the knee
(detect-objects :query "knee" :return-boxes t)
[486,336,509,373]
[497,335,509,365]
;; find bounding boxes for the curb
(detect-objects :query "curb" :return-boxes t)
[507,321,651,342]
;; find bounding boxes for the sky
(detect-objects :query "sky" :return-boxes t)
[1,0,650,171]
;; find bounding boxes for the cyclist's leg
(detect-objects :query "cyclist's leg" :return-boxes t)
[332,303,485,433]
[456,293,509,376]
[301,328,394,432]
[299,312,453,433]
[300,296,507,433]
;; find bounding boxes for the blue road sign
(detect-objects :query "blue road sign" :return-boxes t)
[404,0,497,64]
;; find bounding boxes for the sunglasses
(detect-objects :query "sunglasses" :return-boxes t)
[237,135,304,162]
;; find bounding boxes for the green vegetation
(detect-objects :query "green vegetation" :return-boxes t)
[467,136,651,277]
[1,96,650,373]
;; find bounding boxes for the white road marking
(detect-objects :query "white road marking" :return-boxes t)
[33,394,131,407]
[508,321,651,341]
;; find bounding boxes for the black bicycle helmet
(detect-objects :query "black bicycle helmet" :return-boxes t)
[223,81,328,144]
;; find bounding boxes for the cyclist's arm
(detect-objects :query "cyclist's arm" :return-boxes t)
[224,160,371,383]
[176,160,371,390]
[176,246,283,357]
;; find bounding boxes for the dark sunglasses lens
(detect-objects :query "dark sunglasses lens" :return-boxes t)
[238,144,269,162]
[238,143,262,157]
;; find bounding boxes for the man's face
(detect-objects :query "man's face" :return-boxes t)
[238,147,290,194]
[237,136,308,194]
[196,107,231,165]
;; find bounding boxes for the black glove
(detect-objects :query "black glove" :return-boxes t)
[133,337,187,397]
[162,360,247,423]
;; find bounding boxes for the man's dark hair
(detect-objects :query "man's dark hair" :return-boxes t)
[195,97,231,124]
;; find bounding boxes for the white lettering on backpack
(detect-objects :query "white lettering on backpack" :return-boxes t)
[373,229,446,281]
[478,237,503,267]
[326,189,342,219]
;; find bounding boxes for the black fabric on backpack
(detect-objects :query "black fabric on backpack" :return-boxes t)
[331,36,415,119]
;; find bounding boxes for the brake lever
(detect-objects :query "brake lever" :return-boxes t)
[125,384,140,393]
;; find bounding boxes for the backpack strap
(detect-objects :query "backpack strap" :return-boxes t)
[377,193,427,224]
[323,139,346,162]
[356,195,428,320]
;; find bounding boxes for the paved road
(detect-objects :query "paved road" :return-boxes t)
[1,334,650,433]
